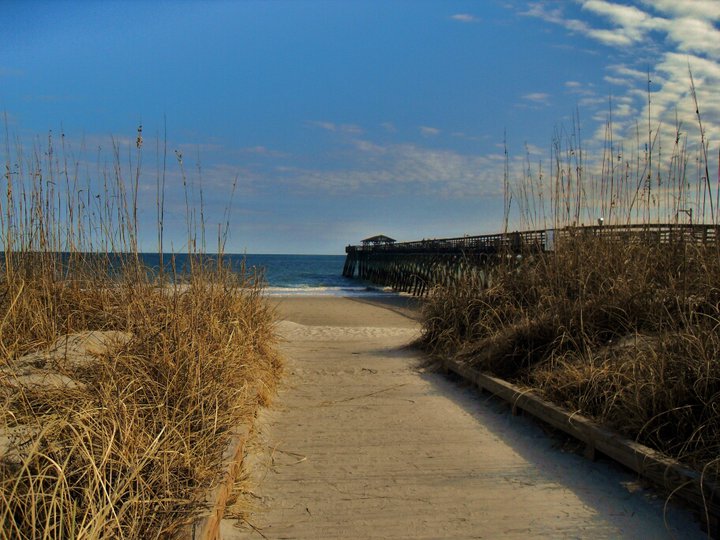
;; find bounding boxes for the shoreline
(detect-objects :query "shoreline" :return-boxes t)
[268,294,423,327]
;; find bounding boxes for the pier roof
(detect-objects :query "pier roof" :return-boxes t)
[361,235,396,245]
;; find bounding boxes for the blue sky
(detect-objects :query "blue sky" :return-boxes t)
[2,1,719,254]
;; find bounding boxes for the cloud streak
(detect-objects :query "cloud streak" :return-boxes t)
[268,137,516,200]
[450,13,479,23]
[419,126,440,137]
[524,1,720,147]
[522,92,551,105]
[308,120,364,134]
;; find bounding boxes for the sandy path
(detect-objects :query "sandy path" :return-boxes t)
[222,296,704,539]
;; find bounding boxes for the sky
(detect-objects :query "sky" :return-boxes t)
[2,0,719,254]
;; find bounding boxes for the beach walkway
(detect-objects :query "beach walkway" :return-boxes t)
[222,297,704,539]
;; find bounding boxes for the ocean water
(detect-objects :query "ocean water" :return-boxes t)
[1,252,388,297]
[243,254,379,296]
[138,253,388,297]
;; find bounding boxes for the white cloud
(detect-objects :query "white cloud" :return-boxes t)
[175,141,226,154]
[564,80,599,98]
[582,0,720,61]
[521,3,592,34]
[524,1,720,157]
[579,96,607,107]
[353,139,386,154]
[420,126,440,136]
[522,92,551,106]
[309,120,337,132]
[273,140,510,199]
[666,16,720,57]
[608,64,648,80]
[239,145,287,158]
[641,0,720,20]
[308,120,363,134]
[649,53,720,141]
[525,143,544,155]
[451,13,478,23]
[603,75,632,86]
[524,1,667,48]
[339,123,364,134]
[582,0,669,40]
[586,28,634,46]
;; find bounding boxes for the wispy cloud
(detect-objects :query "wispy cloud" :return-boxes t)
[564,80,599,99]
[608,64,647,80]
[579,96,607,107]
[239,145,287,158]
[308,120,363,134]
[526,1,719,59]
[521,92,551,107]
[665,16,720,58]
[310,120,336,131]
[521,4,591,34]
[640,0,720,19]
[271,139,510,199]
[450,13,479,23]
[524,1,720,147]
[581,0,669,42]
[522,1,665,48]
[419,126,440,136]
[352,139,386,154]
[603,75,633,86]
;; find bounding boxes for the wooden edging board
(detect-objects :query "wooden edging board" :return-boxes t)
[442,357,720,531]
[184,394,258,540]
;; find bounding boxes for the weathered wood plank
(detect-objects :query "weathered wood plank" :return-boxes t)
[184,391,258,540]
[443,357,720,529]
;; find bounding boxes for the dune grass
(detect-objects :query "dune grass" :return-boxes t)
[421,82,720,481]
[423,235,720,472]
[0,130,281,538]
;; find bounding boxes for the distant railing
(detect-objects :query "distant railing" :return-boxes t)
[346,224,720,254]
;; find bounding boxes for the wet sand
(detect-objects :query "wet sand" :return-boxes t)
[222,296,704,539]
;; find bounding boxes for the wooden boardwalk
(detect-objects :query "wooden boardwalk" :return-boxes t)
[223,297,704,539]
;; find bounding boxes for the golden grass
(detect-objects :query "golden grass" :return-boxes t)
[422,237,719,478]
[421,78,720,483]
[1,131,281,538]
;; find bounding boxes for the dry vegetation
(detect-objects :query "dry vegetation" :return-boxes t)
[0,130,281,538]
[422,82,720,482]
[423,236,720,473]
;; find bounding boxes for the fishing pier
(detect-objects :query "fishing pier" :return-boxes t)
[343,224,720,295]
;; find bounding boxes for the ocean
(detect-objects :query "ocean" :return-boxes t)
[242,254,379,296]
[137,253,388,297]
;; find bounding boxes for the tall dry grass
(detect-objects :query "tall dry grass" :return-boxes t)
[0,129,281,538]
[422,79,720,480]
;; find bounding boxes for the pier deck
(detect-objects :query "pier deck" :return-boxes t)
[343,224,720,295]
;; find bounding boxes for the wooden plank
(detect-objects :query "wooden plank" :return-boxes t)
[184,392,257,540]
[443,358,720,526]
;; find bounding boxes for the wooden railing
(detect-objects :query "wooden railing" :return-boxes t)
[342,224,720,296]
[346,224,720,254]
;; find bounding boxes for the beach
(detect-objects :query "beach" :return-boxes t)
[222,296,705,539]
